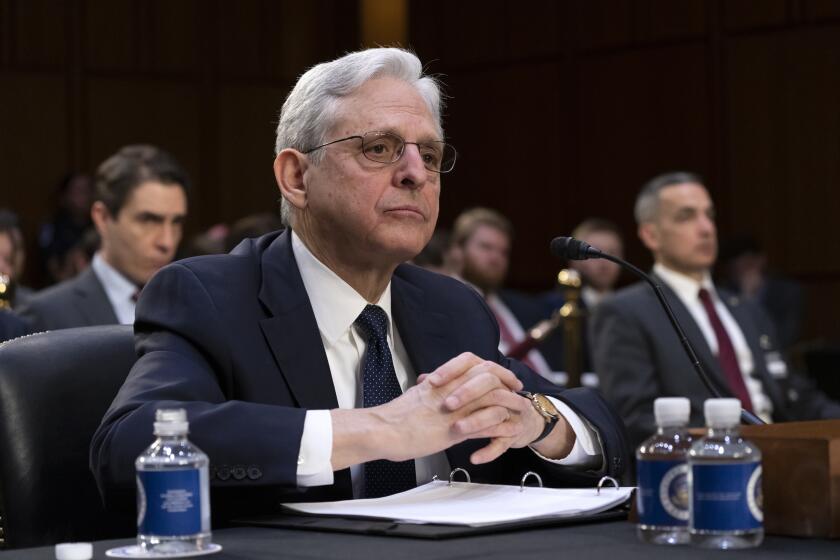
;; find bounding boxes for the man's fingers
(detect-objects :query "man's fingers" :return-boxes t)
[416,373,429,384]
[453,405,510,436]
[467,421,521,440]
[425,352,483,387]
[444,374,527,412]
[470,437,512,465]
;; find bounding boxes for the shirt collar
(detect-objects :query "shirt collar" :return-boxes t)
[91,252,138,302]
[291,230,393,346]
[653,262,716,303]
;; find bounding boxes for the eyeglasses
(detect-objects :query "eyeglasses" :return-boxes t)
[302,131,457,174]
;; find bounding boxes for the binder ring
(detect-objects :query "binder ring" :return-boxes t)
[519,471,543,492]
[448,468,471,485]
[596,476,619,495]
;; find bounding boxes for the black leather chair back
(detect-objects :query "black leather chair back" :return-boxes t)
[0,326,137,548]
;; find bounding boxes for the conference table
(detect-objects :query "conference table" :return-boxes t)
[1,519,837,559]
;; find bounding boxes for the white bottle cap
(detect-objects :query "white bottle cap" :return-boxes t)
[154,408,189,436]
[55,542,93,560]
[704,398,742,428]
[654,397,690,427]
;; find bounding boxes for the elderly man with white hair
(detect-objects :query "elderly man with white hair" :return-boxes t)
[92,48,628,521]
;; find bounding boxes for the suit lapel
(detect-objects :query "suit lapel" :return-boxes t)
[257,231,338,411]
[721,294,787,413]
[391,270,457,376]
[75,267,119,325]
[654,276,733,398]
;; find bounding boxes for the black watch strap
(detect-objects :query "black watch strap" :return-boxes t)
[531,415,557,444]
[517,391,559,444]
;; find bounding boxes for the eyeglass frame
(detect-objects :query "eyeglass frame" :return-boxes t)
[301,131,457,174]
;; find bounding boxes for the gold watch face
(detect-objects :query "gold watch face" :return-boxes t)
[534,394,560,419]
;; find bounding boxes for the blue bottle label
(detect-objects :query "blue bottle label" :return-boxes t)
[691,462,763,532]
[636,459,689,527]
[137,469,203,536]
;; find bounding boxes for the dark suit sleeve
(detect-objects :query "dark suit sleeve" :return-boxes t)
[590,297,660,449]
[749,302,840,421]
[0,310,30,342]
[15,297,49,332]
[90,263,307,501]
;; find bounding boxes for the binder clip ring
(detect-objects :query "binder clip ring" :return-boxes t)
[519,471,543,492]
[596,476,619,495]
[448,468,471,486]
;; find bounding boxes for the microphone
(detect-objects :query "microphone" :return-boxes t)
[550,236,764,426]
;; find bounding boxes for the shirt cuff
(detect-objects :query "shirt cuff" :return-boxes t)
[529,396,603,469]
[296,410,335,487]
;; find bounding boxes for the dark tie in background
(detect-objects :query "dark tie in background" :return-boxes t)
[354,304,416,498]
[698,289,754,412]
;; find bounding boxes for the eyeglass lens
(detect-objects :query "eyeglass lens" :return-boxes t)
[361,132,455,173]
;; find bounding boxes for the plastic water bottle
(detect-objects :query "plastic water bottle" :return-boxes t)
[689,398,763,549]
[636,397,693,545]
[135,409,212,553]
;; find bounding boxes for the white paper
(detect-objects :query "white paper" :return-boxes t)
[283,480,634,527]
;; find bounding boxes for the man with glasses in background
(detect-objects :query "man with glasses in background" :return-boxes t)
[92,48,627,520]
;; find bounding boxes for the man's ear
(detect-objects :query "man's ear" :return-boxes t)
[274,149,309,212]
[638,222,659,253]
[90,201,112,237]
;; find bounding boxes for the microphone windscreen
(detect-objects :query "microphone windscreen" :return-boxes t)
[550,236,590,260]
[550,237,573,259]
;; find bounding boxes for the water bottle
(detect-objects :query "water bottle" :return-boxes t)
[135,409,212,554]
[636,397,692,545]
[689,398,763,549]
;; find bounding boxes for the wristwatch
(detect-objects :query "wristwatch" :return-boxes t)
[517,391,560,444]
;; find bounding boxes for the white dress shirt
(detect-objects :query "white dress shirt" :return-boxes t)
[654,264,773,421]
[291,232,603,496]
[91,252,138,325]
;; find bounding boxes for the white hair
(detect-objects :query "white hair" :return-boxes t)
[274,48,444,225]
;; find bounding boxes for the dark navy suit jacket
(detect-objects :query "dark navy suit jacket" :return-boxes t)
[91,230,628,520]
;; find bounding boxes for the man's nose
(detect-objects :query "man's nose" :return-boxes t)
[393,144,428,190]
[156,223,178,252]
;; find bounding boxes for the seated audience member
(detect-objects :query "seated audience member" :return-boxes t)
[224,212,284,252]
[0,209,33,307]
[719,235,803,352]
[181,224,229,258]
[19,145,189,330]
[412,229,460,276]
[91,48,628,521]
[452,208,566,382]
[38,173,94,284]
[569,219,623,309]
[542,218,624,373]
[591,171,840,448]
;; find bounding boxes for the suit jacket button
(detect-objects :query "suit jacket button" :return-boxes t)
[216,465,231,481]
[232,465,247,480]
[247,465,263,480]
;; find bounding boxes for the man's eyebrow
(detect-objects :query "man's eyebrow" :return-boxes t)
[135,211,185,223]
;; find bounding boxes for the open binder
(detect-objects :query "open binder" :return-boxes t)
[235,469,635,539]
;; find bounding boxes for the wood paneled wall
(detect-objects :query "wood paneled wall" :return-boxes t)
[2,0,839,341]
[0,0,359,274]
[409,0,840,342]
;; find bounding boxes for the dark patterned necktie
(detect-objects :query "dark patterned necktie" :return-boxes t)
[698,289,754,412]
[354,304,416,498]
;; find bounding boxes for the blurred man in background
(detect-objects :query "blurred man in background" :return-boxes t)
[453,207,565,382]
[591,171,840,447]
[19,145,189,331]
[542,218,624,378]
